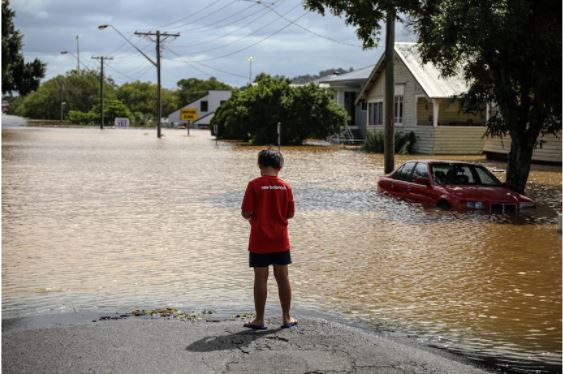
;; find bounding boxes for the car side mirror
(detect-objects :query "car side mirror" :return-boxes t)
[415,176,431,186]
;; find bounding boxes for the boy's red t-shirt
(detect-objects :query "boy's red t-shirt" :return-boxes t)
[241,175,294,253]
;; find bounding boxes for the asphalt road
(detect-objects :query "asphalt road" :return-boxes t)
[2,312,493,374]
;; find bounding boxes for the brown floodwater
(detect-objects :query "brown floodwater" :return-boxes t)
[2,127,561,372]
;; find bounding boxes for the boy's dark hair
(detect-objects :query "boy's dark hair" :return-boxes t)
[258,149,284,169]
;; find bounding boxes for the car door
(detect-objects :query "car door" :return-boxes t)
[408,162,434,205]
[393,162,416,200]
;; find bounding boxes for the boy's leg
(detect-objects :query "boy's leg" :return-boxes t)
[273,264,296,326]
[252,266,269,326]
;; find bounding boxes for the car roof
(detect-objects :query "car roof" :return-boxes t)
[401,160,481,165]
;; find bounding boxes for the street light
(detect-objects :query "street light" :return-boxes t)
[248,56,254,85]
[60,51,79,73]
[75,34,80,74]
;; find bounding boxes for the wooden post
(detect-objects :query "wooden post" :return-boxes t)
[384,8,395,174]
[432,99,439,127]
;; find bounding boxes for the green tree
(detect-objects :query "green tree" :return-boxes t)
[305,0,419,173]
[13,70,116,120]
[211,74,348,145]
[68,98,133,125]
[2,0,45,95]
[176,77,231,107]
[117,80,177,118]
[410,0,561,193]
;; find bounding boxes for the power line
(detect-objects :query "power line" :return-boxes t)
[181,10,309,63]
[261,3,362,48]
[173,2,274,48]
[156,0,224,29]
[164,47,248,79]
[160,0,240,32]
[174,2,257,35]
[187,2,301,56]
[105,61,149,82]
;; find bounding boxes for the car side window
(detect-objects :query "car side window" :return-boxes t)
[396,162,416,182]
[413,162,429,179]
[393,165,405,180]
[431,164,449,185]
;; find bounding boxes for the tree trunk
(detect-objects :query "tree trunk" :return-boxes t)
[505,133,536,193]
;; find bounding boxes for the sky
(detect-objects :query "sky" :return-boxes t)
[11,0,415,89]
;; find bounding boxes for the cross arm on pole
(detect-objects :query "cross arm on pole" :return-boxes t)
[98,24,158,67]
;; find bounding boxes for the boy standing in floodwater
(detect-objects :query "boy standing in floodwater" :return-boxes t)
[241,149,297,330]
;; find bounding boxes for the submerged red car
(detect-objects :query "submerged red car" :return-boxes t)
[378,160,535,213]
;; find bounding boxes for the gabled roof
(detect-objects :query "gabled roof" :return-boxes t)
[318,65,375,84]
[357,42,469,102]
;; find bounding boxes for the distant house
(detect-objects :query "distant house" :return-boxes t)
[357,43,487,154]
[318,66,373,138]
[168,90,231,127]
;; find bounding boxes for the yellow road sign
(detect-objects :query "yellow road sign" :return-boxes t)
[180,109,198,121]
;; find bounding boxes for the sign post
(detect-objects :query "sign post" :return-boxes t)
[180,109,198,136]
[213,125,218,146]
[277,122,281,150]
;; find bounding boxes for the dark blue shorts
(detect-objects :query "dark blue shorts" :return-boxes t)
[249,251,292,268]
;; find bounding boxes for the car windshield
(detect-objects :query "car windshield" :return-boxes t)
[430,163,502,186]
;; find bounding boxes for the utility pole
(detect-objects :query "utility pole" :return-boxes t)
[134,30,180,138]
[76,35,80,74]
[91,56,113,130]
[384,8,395,174]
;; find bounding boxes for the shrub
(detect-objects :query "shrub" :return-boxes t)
[362,131,417,154]
[68,110,96,124]
[211,74,348,145]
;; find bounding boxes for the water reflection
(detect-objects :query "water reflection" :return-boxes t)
[2,127,561,372]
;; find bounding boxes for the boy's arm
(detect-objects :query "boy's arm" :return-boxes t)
[241,182,254,220]
[287,185,295,219]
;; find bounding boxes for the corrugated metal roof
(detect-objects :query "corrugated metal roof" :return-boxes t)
[394,43,468,98]
[318,65,374,83]
[357,43,469,102]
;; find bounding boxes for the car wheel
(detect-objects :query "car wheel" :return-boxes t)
[437,200,450,210]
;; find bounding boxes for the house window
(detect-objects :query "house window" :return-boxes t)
[394,95,404,124]
[200,100,208,112]
[368,101,383,126]
[219,100,226,106]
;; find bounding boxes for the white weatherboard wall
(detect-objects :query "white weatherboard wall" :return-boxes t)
[168,90,231,126]
[484,132,562,163]
[368,126,486,154]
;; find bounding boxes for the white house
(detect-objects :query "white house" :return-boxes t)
[168,90,231,127]
[357,43,488,154]
[318,66,373,138]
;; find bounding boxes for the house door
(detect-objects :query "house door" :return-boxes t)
[344,92,356,127]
